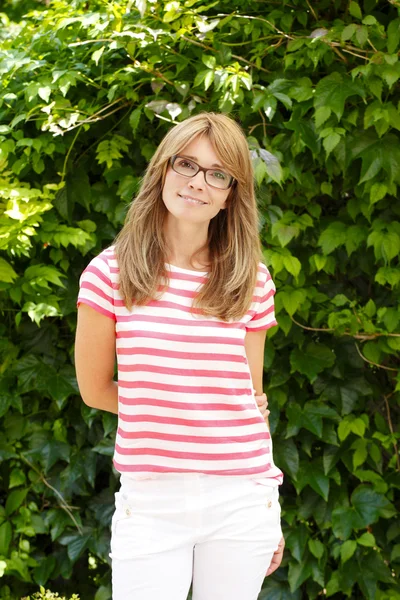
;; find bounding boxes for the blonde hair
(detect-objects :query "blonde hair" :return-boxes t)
[113,112,262,321]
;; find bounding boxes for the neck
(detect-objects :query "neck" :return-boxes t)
[163,216,210,269]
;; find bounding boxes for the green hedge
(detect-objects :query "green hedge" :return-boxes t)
[0,0,399,598]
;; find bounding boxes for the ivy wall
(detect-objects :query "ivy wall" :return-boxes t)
[0,0,399,598]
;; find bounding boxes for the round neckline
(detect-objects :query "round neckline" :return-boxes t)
[166,263,209,275]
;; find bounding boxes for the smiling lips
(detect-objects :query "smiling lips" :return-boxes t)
[179,194,207,206]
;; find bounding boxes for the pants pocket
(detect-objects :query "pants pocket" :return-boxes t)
[254,485,282,545]
[111,491,135,537]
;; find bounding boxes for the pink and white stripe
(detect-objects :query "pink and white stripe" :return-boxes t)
[77,246,282,485]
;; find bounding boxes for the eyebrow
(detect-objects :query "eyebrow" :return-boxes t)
[183,155,226,170]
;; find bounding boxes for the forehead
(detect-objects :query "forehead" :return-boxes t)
[179,135,225,169]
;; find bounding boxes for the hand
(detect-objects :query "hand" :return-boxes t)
[266,535,285,576]
[254,391,270,420]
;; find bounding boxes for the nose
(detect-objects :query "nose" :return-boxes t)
[189,170,206,189]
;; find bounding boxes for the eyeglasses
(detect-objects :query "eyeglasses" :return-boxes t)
[170,155,235,190]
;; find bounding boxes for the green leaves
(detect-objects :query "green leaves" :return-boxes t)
[352,438,368,469]
[273,438,299,481]
[288,559,313,593]
[308,538,324,559]
[342,23,357,42]
[1,0,399,598]
[252,148,283,185]
[351,131,400,184]
[387,18,400,54]
[321,130,341,157]
[358,532,376,547]
[340,539,357,562]
[314,73,365,121]
[278,287,307,317]
[351,485,395,523]
[14,355,78,405]
[0,521,12,555]
[338,414,367,441]
[91,46,105,66]
[290,343,336,383]
[0,257,18,282]
[367,222,400,264]
[317,221,347,255]
[332,485,395,540]
[202,54,216,69]
[349,1,362,20]
[305,464,330,501]
[33,556,56,587]
[96,135,131,169]
[314,106,331,128]
[302,401,339,437]
[9,467,26,488]
[271,211,312,247]
[24,265,66,289]
[375,266,400,287]
[5,488,28,516]
[46,367,79,410]
[59,530,92,562]
[369,183,387,206]
[129,108,142,136]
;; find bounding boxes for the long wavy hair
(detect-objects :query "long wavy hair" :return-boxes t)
[113,112,262,321]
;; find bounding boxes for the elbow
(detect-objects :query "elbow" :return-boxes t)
[77,378,116,410]
[76,378,97,408]
[81,393,95,408]
[78,386,95,408]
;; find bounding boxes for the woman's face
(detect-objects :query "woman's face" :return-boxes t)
[162,135,232,225]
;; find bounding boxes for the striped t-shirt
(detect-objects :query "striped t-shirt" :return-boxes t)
[77,246,283,486]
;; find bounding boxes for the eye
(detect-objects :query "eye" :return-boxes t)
[177,159,196,170]
[210,170,228,180]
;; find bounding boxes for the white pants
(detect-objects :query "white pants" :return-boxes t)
[110,473,282,600]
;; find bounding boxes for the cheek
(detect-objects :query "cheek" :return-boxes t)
[214,190,229,210]
[163,169,179,196]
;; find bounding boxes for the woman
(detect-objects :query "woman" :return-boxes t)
[75,112,284,600]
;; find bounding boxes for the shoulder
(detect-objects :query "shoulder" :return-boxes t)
[82,246,116,279]
[257,262,274,281]
[93,245,115,266]
[256,262,276,291]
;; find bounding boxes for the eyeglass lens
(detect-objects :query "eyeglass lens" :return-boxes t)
[172,157,231,190]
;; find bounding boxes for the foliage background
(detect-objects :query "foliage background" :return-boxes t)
[0,0,399,598]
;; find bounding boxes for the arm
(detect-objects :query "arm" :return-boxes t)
[244,328,267,395]
[244,328,270,426]
[75,303,118,414]
[245,327,285,575]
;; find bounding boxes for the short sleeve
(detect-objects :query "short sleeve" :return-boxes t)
[246,265,278,332]
[77,251,116,321]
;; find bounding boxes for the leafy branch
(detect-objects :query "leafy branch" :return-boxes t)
[20,455,83,535]
[290,315,400,342]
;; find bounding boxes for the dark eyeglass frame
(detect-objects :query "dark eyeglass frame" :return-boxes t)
[170,155,235,190]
